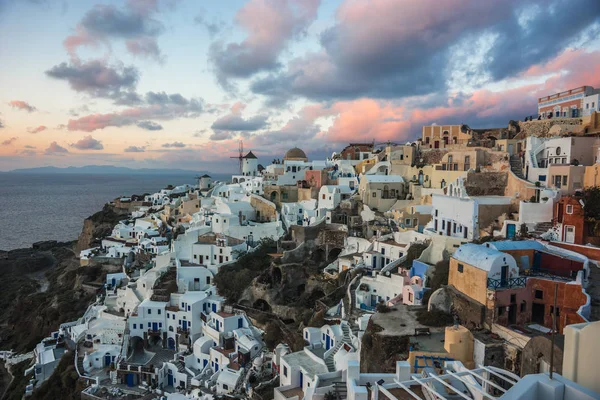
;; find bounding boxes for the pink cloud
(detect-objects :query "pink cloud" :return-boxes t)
[27,125,48,134]
[8,100,37,113]
[44,142,69,155]
[210,0,321,80]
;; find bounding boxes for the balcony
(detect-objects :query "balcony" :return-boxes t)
[487,276,527,290]
[177,327,190,334]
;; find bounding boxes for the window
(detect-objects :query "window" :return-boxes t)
[223,384,229,390]
[148,309,152,315]
[556,147,561,156]
[158,309,161,315]
[283,366,288,377]
[520,301,526,312]
[372,192,376,198]
[535,290,543,299]
[562,175,567,185]
[133,324,137,329]
[498,306,504,316]
[457,264,464,273]
[206,276,211,284]
[566,205,573,214]
[510,294,516,303]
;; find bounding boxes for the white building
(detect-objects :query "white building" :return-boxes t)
[426,177,512,241]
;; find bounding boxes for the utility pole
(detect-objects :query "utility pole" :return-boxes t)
[549,283,558,379]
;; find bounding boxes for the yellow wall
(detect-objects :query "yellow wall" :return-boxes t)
[584,164,600,188]
[449,257,488,305]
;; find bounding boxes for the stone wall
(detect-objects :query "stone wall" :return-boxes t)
[465,171,508,196]
[517,118,582,138]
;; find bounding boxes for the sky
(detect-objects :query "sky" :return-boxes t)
[0,0,599,173]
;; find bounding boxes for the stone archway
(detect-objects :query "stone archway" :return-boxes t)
[328,248,342,262]
[253,299,272,312]
[272,267,282,285]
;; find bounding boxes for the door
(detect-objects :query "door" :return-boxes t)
[168,337,175,350]
[565,226,575,243]
[152,322,158,331]
[299,372,303,389]
[372,256,377,269]
[532,303,545,325]
[212,303,217,312]
[127,373,135,387]
[371,295,377,307]
[168,371,174,387]
[182,320,187,330]
[508,304,517,325]
[111,278,116,287]
[104,354,112,367]
[507,223,516,239]
[434,141,440,149]
[325,335,331,350]
[501,266,508,287]
[533,252,542,271]
[219,255,223,263]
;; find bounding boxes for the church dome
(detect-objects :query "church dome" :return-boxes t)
[284,147,308,161]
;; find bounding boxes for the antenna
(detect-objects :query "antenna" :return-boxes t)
[230,140,244,173]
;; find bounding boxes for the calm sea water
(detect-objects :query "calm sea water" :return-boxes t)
[0,173,228,251]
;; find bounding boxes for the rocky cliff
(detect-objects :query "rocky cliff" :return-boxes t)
[76,203,129,252]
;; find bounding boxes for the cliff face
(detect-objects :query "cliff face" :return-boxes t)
[76,204,129,252]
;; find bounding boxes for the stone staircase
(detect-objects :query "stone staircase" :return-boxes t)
[510,155,525,179]
[529,222,553,238]
[325,342,342,372]
[324,323,353,372]
[76,355,86,375]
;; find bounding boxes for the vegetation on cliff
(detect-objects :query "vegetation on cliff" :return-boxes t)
[214,239,275,303]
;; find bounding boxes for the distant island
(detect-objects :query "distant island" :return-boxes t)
[5,165,214,176]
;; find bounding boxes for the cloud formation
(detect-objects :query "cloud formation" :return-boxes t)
[209,0,321,85]
[8,100,37,112]
[0,119,4,129]
[67,92,204,131]
[1,137,17,146]
[251,0,600,103]
[64,0,167,61]
[70,135,104,150]
[46,60,140,103]
[27,125,48,134]
[136,120,163,130]
[162,141,186,148]
[210,102,268,132]
[124,145,146,152]
[44,141,69,155]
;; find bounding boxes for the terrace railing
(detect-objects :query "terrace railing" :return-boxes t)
[487,276,527,290]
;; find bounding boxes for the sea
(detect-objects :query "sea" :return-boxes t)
[0,172,229,251]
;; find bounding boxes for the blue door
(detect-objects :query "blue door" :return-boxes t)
[299,372,303,388]
[212,303,217,312]
[325,335,331,350]
[533,252,542,271]
[372,256,377,269]
[371,295,377,307]
[203,359,208,367]
[168,371,173,387]
[126,374,134,387]
[238,318,243,328]
[215,363,219,372]
[152,322,158,331]
[104,354,112,367]
[507,224,516,239]
[111,278,116,287]
[168,337,175,350]
[182,320,187,330]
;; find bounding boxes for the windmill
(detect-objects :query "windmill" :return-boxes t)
[230,140,244,173]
